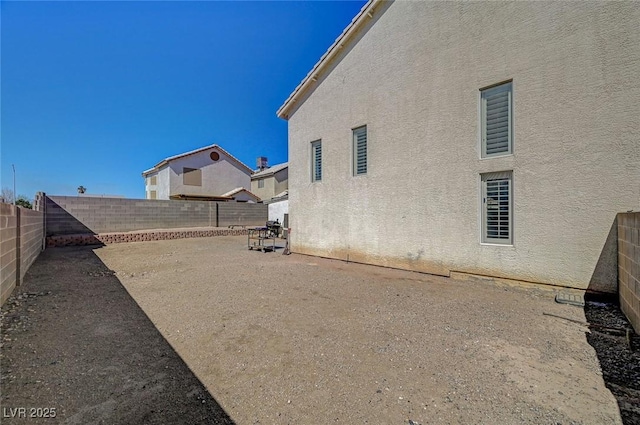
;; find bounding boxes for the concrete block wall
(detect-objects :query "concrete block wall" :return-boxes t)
[618,212,640,333]
[1,203,44,305]
[44,195,267,235]
[218,203,268,227]
[1,204,19,305]
[19,208,45,281]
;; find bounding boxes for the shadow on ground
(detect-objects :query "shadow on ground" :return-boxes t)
[582,215,640,424]
[583,300,640,424]
[0,246,235,424]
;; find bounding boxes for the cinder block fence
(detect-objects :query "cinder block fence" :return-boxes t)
[0,203,45,305]
[618,212,640,333]
[42,195,267,235]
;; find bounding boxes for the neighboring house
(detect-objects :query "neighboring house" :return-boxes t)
[277,1,640,291]
[220,187,261,203]
[142,144,254,201]
[250,161,288,202]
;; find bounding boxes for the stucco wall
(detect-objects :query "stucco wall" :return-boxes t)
[287,2,640,289]
[251,168,289,201]
[268,199,289,225]
[251,175,276,201]
[168,148,250,198]
[274,168,289,196]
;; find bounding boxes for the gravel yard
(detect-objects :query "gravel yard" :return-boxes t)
[1,235,633,424]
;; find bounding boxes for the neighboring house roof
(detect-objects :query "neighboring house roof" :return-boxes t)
[142,144,254,176]
[251,162,288,179]
[169,194,233,201]
[221,187,261,202]
[276,0,382,120]
[263,190,288,204]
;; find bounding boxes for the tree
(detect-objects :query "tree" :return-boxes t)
[1,187,15,204]
[1,188,32,208]
[77,185,86,194]
[15,196,33,209]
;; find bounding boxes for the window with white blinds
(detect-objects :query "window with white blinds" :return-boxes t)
[352,125,367,176]
[481,82,512,158]
[311,140,322,182]
[481,171,513,244]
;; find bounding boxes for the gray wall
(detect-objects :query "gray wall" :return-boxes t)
[286,1,640,289]
[218,202,268,227]
[1,203,44,305]
[618,212,640,333]
[44,196,267,235]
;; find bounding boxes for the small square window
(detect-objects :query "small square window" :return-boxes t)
[481,82,512,158]
[258,179,265,188]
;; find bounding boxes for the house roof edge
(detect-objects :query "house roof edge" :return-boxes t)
[276,0,383,120]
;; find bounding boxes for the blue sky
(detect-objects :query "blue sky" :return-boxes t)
[1,0,366,199]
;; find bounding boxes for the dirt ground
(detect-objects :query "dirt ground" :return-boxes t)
[1,235,634,424]
[1,246,233,425]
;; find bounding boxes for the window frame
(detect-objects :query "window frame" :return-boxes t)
[480,81,513,159]
[258,179,265,189]
[352,125,368,176]
[311,140,322,182]
[480,171,513,245]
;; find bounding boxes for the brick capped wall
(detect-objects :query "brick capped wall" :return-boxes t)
[44,196,267,235]
[618,212,640,333]
[46,228,250,247]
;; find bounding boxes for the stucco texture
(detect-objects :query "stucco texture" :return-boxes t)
[145,147,251,200]
[251,168,289,201]
[169,149,250,197]
[286,1,640,290]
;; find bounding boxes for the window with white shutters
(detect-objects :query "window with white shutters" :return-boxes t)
[481,82,512,158]
[311,140,322,182]
[353,125,367,176]
[481,171,513,244]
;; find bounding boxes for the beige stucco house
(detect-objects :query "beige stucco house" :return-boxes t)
[277,0,640,291]
[250,162,288,202]
[142,144,255,201]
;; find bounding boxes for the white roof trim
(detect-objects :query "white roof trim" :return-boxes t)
[276,0,381,120]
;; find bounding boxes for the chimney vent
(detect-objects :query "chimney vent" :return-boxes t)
[256,157,268,171]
